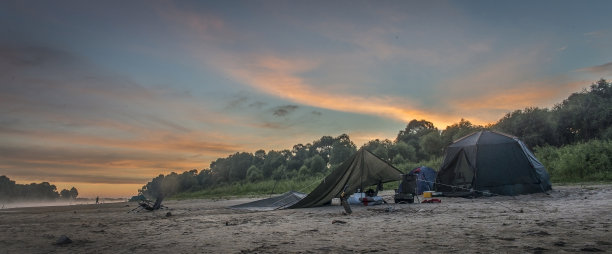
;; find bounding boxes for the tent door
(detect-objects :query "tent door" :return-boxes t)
[451,152,475,190]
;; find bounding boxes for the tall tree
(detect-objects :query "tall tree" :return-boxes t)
[262,150,285,179]
[228,152,254,182]
[494,107,557,147]
[396,119,439,161]
[329,134,357,165]
[178,170,199,192]
[311,136,335,162]
[440,119,484,145]
[60,189,71,199]
[362,139,393,161]
[0,176,15,200]
[555,79,612,144]
[419,131,445,158]
[246,165,263,182]
[287,144,309,171]
[69,187,78,199]
[210,157,230,183]
[197,170,214,187]
[310,155,326,174]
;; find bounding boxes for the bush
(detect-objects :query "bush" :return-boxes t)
[246,166,263,182]
[297,165,311,180]
[394,156,443,173]
[535,139,612,182]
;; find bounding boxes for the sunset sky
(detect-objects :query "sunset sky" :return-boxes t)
[1,1,611,197]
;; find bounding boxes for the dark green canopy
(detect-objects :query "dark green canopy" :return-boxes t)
[289,148,402,209]
[436,131,552,195]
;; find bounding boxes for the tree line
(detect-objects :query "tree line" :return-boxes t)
[140,79,611,198]
[0,175,78,201]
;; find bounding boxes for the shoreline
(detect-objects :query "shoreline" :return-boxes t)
[0,198,128,210]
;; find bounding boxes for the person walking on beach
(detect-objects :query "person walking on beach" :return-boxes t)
[95,196,99,204]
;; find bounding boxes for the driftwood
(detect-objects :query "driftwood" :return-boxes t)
[141,197,164,211]
[128,196,165,213]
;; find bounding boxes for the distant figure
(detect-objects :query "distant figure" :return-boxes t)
[95,196,99,204]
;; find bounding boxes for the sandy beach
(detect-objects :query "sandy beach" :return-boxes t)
[1,185,611,253]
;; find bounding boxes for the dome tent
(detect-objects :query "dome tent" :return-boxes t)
[436,131,551,196]
[407,166,436,195]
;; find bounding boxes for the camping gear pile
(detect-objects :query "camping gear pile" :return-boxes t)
[347,191,384,206]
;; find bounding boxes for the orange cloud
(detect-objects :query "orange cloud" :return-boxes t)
[225,55,457,127]
[347,131,397,147]
[449,79,589,122]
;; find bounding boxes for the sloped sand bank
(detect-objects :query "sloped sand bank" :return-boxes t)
[1,185,611,253]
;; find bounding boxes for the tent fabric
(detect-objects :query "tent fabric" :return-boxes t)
[231,191,306,211]
[436,130,552,196]
[408,166,437,194]
[289,149,403,209]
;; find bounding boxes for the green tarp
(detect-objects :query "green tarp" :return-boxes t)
[289,149,402,209]
[231,191,307,210]
[436,130,552,195]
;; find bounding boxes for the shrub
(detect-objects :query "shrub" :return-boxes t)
[535,139,612,182]
[246,166,263,182]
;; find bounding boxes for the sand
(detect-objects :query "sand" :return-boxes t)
[1,185,611,253]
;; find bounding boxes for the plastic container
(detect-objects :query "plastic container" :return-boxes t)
[423,191,434,198]
[331,198,341,206]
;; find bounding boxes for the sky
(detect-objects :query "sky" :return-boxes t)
[1,0,611,198]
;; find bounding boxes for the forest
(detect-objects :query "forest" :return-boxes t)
[0,175,79,201]
[140,79,612,198]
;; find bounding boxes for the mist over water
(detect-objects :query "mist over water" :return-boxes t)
[0,198,127,209]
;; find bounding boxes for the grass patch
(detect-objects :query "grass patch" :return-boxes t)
[170,177,323,200]
[551,181,612,186]
[535,139,612,182]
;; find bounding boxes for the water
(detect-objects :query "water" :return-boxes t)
[0,198,127,209]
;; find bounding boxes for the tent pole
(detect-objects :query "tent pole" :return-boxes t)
[269,181,278,198]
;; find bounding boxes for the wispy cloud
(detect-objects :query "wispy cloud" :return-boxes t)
[577,62,612,76]
[584,30,608,39]
[272,105,299,117]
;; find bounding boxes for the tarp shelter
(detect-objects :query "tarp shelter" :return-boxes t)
[289,148,403,209]
[231,191,306,211]
[408,166,437,194]
[436,131,552,196]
